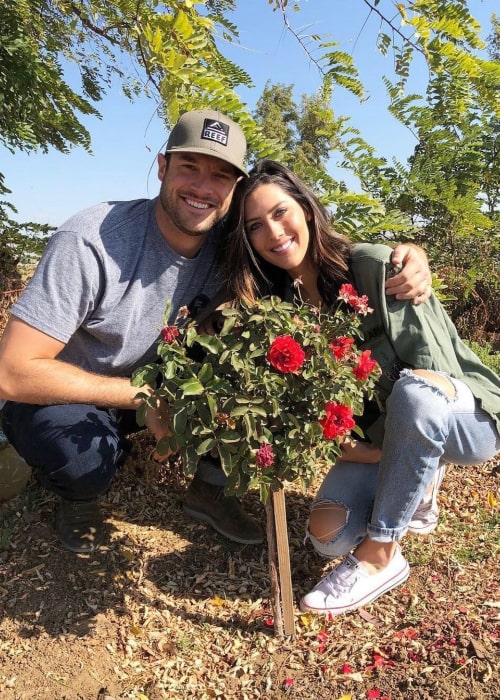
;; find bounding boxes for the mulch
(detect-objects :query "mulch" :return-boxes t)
[0,431,498,700]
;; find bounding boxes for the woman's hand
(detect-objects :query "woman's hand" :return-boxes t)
[340,439,381,464]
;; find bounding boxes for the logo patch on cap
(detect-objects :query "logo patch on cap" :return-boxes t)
[201,118,229,147]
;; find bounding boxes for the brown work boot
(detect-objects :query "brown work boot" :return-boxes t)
[55,498,104,553]
[183,475,263,545]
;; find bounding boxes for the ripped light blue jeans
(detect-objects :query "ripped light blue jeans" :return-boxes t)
[309,370,500,558]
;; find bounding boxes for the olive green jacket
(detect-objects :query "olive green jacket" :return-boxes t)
[351,243,500,446]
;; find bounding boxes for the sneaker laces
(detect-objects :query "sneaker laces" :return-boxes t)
[213,486,227,503]
[321,555,363,597]
[62,500,100,528]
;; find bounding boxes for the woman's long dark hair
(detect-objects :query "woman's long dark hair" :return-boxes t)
[223,159,352,305]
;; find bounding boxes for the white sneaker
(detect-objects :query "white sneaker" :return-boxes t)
[299,545,410,616]
[408,462,447,535]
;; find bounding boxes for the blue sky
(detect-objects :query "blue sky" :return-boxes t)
[1,0,496,227]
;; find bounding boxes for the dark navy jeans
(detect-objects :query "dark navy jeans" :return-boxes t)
[1,401,226,501]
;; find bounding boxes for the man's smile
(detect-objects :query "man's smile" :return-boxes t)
[181,194,216,211]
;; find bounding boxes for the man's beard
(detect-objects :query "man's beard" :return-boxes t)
[158,187,223,238]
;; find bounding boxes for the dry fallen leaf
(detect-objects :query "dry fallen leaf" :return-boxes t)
[469,638,489,659]
[357,608,383,626]
[487,491,497,507]
[211,596,225,606]
[299,613,313,628]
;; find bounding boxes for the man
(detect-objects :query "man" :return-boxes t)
[0,109,431,554]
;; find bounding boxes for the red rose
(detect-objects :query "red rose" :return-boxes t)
[351,293,372,316]
[319,402,356,439]
[329,336,355,360]
[256,442,275,468]
[352,349,378,381]
[338,283,373,316]
[338,283,358,305]
[267,335,305,373]
[161,326,180,344]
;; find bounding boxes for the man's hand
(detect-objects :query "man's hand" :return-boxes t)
[386,243,432,305]
[143,396,174,463]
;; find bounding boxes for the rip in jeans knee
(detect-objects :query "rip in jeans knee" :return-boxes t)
[308,499,349,542]
[400,368,457,400]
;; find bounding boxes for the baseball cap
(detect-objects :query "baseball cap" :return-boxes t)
[165,109,247,176]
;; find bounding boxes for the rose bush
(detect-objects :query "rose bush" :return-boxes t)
[132,288,380,501]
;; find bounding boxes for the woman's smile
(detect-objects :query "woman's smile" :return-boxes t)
[271,237,294,254]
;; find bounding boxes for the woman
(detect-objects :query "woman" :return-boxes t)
[223,159,500,616]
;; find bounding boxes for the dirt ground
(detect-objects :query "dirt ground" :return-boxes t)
[0,431,499,700]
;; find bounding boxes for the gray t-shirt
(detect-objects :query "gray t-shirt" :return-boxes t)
[11,198,222,376]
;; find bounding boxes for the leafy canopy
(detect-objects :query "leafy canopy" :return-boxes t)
[1,0,499,316]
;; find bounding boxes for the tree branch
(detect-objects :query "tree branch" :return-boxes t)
[68,2,124,44]
[362,0,425,55]
[275,0,326,76]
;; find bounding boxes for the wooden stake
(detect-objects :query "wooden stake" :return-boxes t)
[265,486,295,638]
[265,496,283,637]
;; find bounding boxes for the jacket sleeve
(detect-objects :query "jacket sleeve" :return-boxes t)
[350,243,500,439]
[351,243,459,373]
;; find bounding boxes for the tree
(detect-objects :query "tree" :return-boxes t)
[252,81,414,241]
[373,12,500,341]
[3,1,499,186]
[1,0,97,157]
[1,1,499,273]
[0,0,261,264]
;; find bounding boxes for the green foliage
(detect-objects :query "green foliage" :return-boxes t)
[0,219,51,269]
[0,175,52,275]
[251,81,417,242]
[369,8,500,341]
[365,0,499,109]
[0,0,98,155]
[384,87,499,242]
[251,83,296,161]
[1,0,499,338]
[377,6,499,252]
[135,0,275,163]
[132,294,379,501]
[439,256,500,346]
[465,340,500,375]
[320,43,365,99]
[488,13,500,62]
